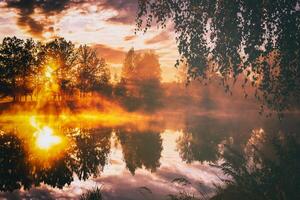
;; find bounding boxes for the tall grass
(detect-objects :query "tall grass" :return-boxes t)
[80,187,102,200]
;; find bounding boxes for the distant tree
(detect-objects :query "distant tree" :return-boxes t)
[121,48,138,81]
[0,37,38,101]
[136,51,164,111]
[135,51,161,81]
[114,78,127,97]
[120,49,164,111]
[136,0,300,113]
[176,62,189,84]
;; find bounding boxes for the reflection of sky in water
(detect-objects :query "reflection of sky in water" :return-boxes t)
[0,112,299,200]
[0,130,222,200]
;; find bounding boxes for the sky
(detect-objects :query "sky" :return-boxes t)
[0,0,180,82]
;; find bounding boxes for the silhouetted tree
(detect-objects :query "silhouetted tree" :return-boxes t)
[0,37,116,103]
[137,0,300,113]
[114,78,127,97]
[0,37,38,101]
[43,38,77,98]
[34,156,74,189]
[76,45,112,97]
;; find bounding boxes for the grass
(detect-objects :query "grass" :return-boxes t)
[80,187,102,200]
[168,192,200,200]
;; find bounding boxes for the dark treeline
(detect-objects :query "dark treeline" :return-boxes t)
[0,37,111,102]
[0,37,280,114]
[0,37,164,112]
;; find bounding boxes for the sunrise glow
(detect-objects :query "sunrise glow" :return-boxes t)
[45,65,54,79]
[0,1,298,199]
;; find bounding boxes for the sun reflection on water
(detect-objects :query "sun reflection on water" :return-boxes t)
[34,126,61,150]
[30,116,64,152]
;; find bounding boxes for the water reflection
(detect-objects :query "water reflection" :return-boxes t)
[69,128,111,180]
[0,126,112,191]
[0,112,299,199]
[116,128,163,174]
[177,117,226,163]
[0,132,31,191]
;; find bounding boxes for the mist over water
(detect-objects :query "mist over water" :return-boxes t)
[0,89,299,199]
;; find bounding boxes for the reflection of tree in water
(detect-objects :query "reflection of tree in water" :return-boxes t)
[176,115,265,163]
[177,117,228,163]
[0,127,112,192]
[70,128,111,180]
[116,128,163,174]
[0,132,32,191]
[34,156,74,189]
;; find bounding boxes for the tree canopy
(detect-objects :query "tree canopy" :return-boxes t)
[0,37,38,100]
[136,0,300,113]
[0,37,112,101]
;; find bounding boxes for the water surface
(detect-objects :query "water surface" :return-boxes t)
[0,110,299,199]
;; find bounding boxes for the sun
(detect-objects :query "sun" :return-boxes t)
[35,126,62,150]
[45,65,54,79]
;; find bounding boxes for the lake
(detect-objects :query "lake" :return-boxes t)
[0,109,299,200]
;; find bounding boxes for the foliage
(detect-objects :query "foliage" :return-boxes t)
[136,0,300,113]
[0,37,112,100]
[168,192,199,200]
[70,128,111,180]
[76,45,111,96]
[80,187,102,200]
[0,37,39,101]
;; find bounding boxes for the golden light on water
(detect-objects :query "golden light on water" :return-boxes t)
[30,116,63,150]
[34,126,61,150]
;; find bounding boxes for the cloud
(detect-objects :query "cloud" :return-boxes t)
[144,32,170,45]
[101,0,137,25]
[4,0,84,38]
[91,44,127,64]
[3,0,138,38]
[106,14,134,25]
[124,35,137,41]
